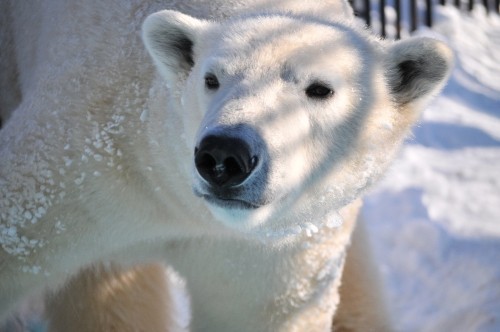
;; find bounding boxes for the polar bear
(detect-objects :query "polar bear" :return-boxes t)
[0,0,452,331]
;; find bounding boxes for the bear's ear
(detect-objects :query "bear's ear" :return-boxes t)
[386,37,453,107]
[142,10,209,81]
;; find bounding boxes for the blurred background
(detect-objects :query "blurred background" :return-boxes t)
[352,1,500,331]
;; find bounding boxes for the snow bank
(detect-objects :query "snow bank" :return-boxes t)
[363,4,500,331]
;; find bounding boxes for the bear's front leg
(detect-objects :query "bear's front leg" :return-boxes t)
[45,230,347,332]
[43,205,357,332]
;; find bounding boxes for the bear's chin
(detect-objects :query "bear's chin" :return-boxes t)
[205,201,275,231]
[201,195,262,210]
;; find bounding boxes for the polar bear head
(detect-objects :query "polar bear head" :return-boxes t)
[142,9,452,232]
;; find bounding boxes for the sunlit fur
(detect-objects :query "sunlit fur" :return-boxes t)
[1,1,452,331]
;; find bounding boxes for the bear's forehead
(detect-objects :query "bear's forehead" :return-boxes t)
[200,17,372,79]
[215,17,359,52]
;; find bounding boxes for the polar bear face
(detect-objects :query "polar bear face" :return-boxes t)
[142,11,452,231]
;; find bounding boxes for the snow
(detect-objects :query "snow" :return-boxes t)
[362,4,500,331]
[1,3,499,332]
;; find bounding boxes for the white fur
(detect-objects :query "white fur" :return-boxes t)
[0,0,452,331]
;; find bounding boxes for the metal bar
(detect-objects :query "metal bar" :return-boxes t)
[395,0,401,39]
[426,0,433,27]
[380,0,386,37]
[440,0,446,5]
[455,0,461,9]
[411,0,418,31]
[364,0,371,26]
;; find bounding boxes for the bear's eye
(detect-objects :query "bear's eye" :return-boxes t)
[205,73,220,90]
[305,82,334,99]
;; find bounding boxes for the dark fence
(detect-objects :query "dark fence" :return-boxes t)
[348,0,500,39]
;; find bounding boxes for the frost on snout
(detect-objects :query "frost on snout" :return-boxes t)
[193,125,269,210]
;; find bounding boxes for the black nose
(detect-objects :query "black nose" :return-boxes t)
[195,135,257,188]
